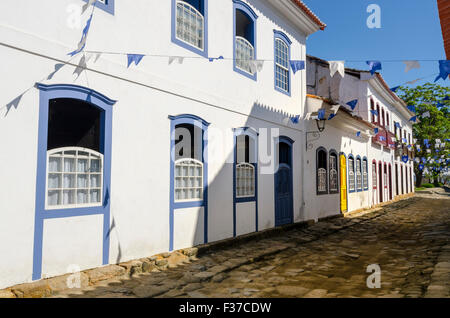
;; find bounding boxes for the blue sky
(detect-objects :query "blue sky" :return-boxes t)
[302,0,449,88]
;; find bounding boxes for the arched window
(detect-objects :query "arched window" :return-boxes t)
[329,151,338,194]
[172,0,208,56]
[381,109,385,127]
[174,122,204,201]
[363,158,368,190]
[356,156,362,191]
[170,114,209,203]
[372,161,377,190]
[234,128,257,198]
[233,0,258,79]
[274,30,291,95]
[376,104,381,125]
[386,112,390,131]
[45,97,106,209]
[348,155,355,192]
[316,147,328,194]
[370,99,375,123]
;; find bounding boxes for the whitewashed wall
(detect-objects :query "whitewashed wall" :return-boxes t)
[0,0,312,288]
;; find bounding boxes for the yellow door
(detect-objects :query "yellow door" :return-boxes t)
[340,155,347,213]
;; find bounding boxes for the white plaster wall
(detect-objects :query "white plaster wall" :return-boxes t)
[173,207,204,251]
[41,215,104,278]
[236,202,256,236]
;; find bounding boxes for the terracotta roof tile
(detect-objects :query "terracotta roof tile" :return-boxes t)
[437,0,450,59]
[290,0,326,30]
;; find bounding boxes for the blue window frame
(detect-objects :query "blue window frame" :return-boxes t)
[233,127,258,237]
[363,157,369,190]
[171,0,208,57]
[169,114,209,251]
[83,0,114,15]
[33,84,115,281]
[273,30,291,96]
[356,155,362,192]
[316,147,328,195]
[233,0,258,81]
[348,154,356,193]
[329,149,339,194]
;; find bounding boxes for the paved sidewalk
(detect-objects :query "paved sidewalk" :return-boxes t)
[52,197,449,298]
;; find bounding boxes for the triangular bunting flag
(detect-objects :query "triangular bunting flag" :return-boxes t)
[290,60,305,74]
[127,54,145,67]
[366,60,382,75]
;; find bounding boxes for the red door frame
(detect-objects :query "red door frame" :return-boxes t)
[401,164,404,195]
[378,161,383,202]
[388,164,392,200]
[372,160,377,204]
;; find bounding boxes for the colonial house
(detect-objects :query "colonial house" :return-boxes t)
[304,55,415,219]
[0,0,326,289]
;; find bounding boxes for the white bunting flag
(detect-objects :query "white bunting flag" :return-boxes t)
[392,137,397,142]
[421,111,430,118]
[249,60,264,74]
[436,139,441,144]
[330,104,340,114]
[82,0,97,14]
[73,55,87,78]
[169,56,185,65]
[426,149,431,153]
[329,61,345,78]
[403,60,421,73]
[441,143,446,148]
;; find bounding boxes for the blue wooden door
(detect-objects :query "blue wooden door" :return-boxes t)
[275,163,293,226]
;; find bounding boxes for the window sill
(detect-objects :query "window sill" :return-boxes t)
[275,86,291,97]
[233,65,257,81]
[173,200,204,209]
[172,36,208,58]
[235,196,257,203]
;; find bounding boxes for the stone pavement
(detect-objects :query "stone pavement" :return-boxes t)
[51,196,449,298]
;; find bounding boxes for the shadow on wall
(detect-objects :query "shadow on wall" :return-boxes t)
[172,100,300,252]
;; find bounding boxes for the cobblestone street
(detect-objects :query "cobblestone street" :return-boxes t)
[55,195,449,298]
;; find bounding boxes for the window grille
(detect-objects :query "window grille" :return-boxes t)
[236,163,255,198]
[275,39,289,92]
[349,158,355,191]
[329,155,338,192]
[176,1,204,50]
[47,147,103,209]
[235,36,254,74]
[174,158,203,202]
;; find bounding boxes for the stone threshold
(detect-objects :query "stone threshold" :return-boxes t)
[0,194,416,298]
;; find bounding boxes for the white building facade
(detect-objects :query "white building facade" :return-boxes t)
[304,56,415,220]
[0,0,326,289]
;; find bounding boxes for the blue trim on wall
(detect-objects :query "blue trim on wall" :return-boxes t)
[33,83,115,281]
[232,0,258,81]
[356,155,362,192]
[273,30,291,96]
[232,127,258,237]
[171,0,209,57]
[83,0,115,15]
[169,114,210,251]
[348,154,355,193]
[363,156,369,191]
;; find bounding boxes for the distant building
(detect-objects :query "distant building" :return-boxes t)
[304,55,415,218]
